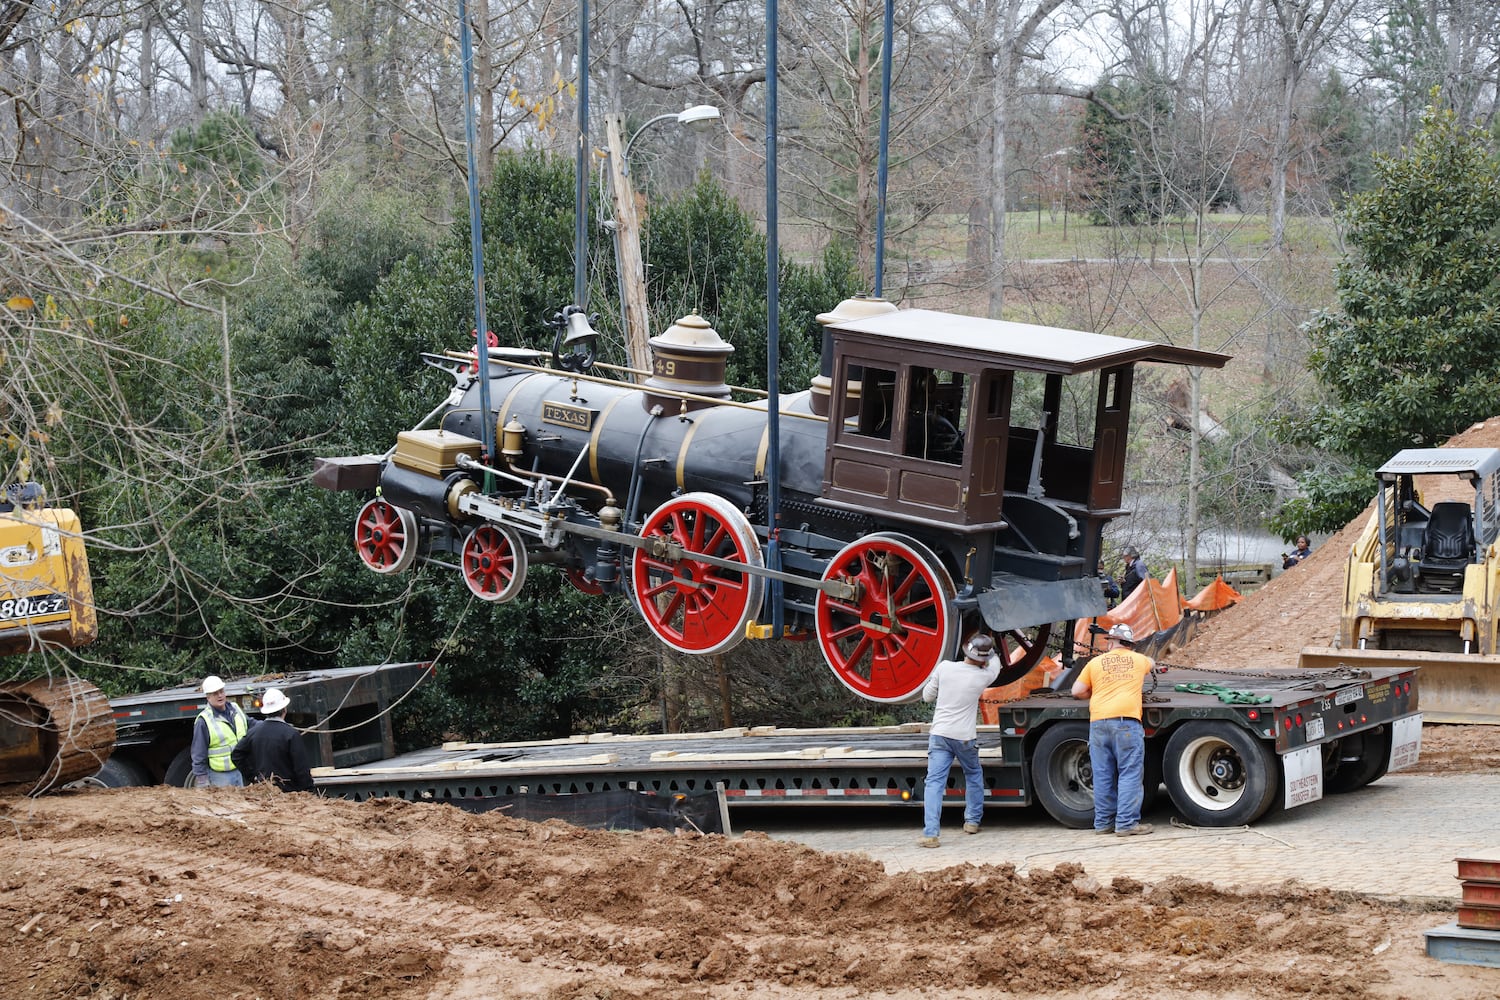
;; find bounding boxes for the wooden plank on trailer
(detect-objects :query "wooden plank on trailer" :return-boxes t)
[440,735,587,751]
[584,728,747,743]
[440,728,753,752]
[650,748,829,762]
[315,753,620,776]
[818,746,1007,760]
[745,724,927,737]
[821,748,927,760]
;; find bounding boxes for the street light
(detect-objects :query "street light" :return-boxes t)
[1043,147,1075,243]
[605,104,722,373]
[624,105,722,164]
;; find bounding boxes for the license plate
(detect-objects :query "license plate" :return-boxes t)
[1334,685,1365,706]
[0,594,70,622]
[1305,715,1325,741]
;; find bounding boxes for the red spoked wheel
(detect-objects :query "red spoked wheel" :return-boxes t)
[632,493,764,655]
[461,524,529,603]
[815,532,958,703]
[991,623,1056,686]
[354,498,419,575]
[565,566,606,596]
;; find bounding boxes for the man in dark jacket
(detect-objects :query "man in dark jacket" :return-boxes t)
[231,687,315,792]
[1121,546,1150,599]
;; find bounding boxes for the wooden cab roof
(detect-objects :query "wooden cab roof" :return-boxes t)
[825,308,1231,374]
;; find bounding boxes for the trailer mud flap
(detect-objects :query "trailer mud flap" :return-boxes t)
[1282,745,1323,810]
[1388,713,1423,772]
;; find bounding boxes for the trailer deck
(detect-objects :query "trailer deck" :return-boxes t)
[315,723,952,807]
[311,663,1421,827]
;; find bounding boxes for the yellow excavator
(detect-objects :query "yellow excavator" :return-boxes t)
[0,484,114,793]
[1299,447,1500,723]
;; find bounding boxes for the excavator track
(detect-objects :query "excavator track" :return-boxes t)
[0,676,115,796]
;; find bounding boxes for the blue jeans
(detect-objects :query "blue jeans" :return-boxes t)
[923,734,985,837]
[1089,718,1145,831]
[201,769,244,788]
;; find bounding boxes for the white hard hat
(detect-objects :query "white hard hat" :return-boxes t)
[964,634,996,660]
[1107,623,1136,644]
[260,688,290,716]
[201,675,226,694]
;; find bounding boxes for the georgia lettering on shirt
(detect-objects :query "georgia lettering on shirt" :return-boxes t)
[1098,652,1141,674]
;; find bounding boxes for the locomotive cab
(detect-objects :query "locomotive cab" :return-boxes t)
[821,308,1227,596]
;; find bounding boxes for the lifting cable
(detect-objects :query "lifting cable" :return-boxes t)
[286,588,477,738]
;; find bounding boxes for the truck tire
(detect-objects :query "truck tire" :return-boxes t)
[1163,722,1280,827]
[89,756,151,788]
[163,747,200,788]
[1325,727,1392,794]
[1031,722,1095,829]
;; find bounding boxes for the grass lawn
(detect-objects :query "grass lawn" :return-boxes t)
[1000,210,1343,260]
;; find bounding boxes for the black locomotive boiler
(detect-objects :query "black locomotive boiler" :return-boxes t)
[314,298,1228,703]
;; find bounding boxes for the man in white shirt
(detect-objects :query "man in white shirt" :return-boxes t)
[918,634,1002,847]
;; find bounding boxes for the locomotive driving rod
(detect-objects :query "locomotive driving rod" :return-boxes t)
[459,492,861,601]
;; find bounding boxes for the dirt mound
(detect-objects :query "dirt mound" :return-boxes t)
[1174,418,1500,671]
[1,786,1490,1000]
[1170,515,1356,670]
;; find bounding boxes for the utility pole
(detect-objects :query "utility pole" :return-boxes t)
[604,113,652,375]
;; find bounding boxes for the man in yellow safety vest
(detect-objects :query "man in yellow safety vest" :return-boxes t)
[190,674,251,787]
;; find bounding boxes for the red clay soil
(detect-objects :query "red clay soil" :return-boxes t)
[3,785,1497,1000]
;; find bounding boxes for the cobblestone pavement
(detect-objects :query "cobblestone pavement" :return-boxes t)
[745,773,1499,901]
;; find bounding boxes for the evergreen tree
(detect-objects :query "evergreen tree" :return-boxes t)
[1075,76,1172,226]
[1304,69,1373,209]
[1278,105,1500,533]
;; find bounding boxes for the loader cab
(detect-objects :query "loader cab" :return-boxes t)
[1375,448,1500,596]
[818,309,1229,585]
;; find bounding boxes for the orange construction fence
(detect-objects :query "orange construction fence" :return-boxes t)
[1072,566,1186,657]
[980,572,1243,720]
[1185,574,1243,612]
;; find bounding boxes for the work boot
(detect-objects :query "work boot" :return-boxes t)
[917,836,940,848]
[963,822,981,834]
[1115,823,1155,837]
[1093,826,1115,835]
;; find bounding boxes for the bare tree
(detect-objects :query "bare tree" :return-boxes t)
[1088,0,1275,583]
[934,0,1074,316]
[775,0,974,294]
[1261,0,1357,248]
[1358,0,1500,149]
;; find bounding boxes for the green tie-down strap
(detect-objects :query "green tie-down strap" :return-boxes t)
[1172,682,1272,705]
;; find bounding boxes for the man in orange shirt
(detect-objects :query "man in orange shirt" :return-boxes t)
[1071,623,1156,837]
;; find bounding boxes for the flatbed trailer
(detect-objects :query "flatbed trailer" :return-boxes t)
[92,662,433,788]
[313,663,1423,828]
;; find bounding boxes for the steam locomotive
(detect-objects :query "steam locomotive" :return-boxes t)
[313,297,1228,703]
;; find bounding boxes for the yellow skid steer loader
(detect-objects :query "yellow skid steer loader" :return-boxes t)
[1299,447,1500,723]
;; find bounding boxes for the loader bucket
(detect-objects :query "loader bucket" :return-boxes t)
[0,676,115,793]
[1297,645,1500,725]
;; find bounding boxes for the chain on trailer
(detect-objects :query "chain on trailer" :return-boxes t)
[1141,661,1377,704]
